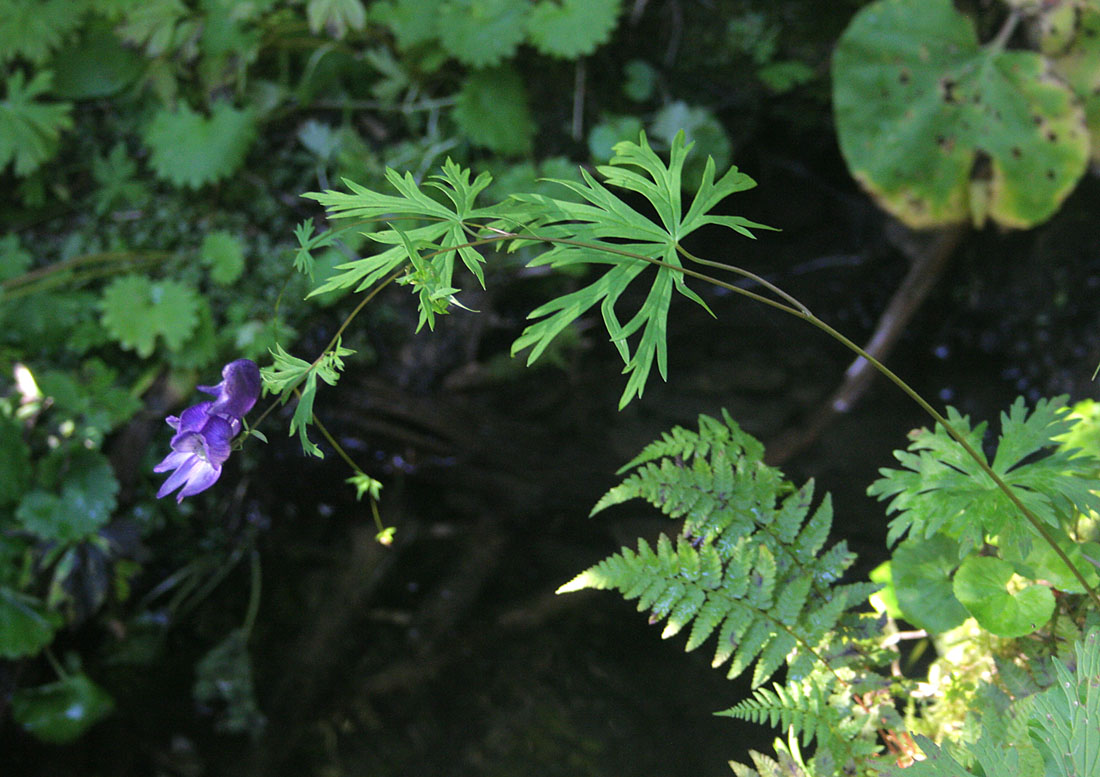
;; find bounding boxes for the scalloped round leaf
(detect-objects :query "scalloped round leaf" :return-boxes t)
[953,555,1055,638]
[200,230,245,285]
[890,535,969,633]
[1049,6,1100,165]
[0,587,61,659]
[832,0,1088,228]
[526,0,621,59]
[370,0,445,49]
[453,66,534,155]
[143,101,256,189]
[437,0,528,68]
[99,275,201,357]
[15,450,119,543]
[11,673,115,744]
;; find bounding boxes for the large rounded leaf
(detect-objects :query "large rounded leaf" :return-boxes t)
[1048,4,1100,165]
[953,555,1055,638]
[832,0,1088,228]
[890,535,969,633]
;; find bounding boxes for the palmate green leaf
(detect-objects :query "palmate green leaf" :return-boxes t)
[953,555,1055,638]
[0,0,83,65]
[833,0,1088,228]
[305,158,508,309]
[511,131,773,408]
[526,0,621,59]
[143,101,256,189]
[868,396,1100,556]
[437,0,528,68]
[453,66,534,155]
[0,70,73,176]
[98,275,201,358]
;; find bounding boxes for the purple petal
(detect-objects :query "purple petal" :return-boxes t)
[155,453,223,502]
[198,416,234,465]
[198,359,261,419]
[175,461,223,500]
[154,450,192,474]
[176,402,215,433]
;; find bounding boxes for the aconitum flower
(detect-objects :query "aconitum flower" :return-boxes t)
[197,358,262,418]
[154,359,261,503]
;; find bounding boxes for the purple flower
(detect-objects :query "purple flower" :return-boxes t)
[154,359,261,503]
[197,359,262,419]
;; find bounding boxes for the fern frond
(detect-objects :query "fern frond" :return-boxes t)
[729,740,813,777]
[560,411,871,688]
[721,669,881,768]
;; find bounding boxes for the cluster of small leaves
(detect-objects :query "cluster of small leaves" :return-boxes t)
[722,663,889,771]
[887,627,1100,777]
[305,159,502,304]
[262,342,354,458]
[558,411,877,689]
[869,397,1100,638]
[304,133,769,407]
[870,396,1100,554]
[193,628,267,738]
[372,0,623,67]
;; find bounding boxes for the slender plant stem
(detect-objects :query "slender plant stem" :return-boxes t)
[286,216,1100,607]
[242,549,262,639]
[451,226,1100,606]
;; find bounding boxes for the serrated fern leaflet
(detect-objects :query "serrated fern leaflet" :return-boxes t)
[558,411,875,688]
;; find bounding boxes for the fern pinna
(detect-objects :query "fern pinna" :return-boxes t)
[558,411,876,688]
[559,411,893,770]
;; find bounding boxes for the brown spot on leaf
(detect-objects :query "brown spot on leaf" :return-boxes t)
[936,135,955,153]
[1047,169,1057,180]
[940,77,959,104]
[1011,146,1022,159]
[899,69,911,85]
[971,151,992,182]
[1047,130,1058,142]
